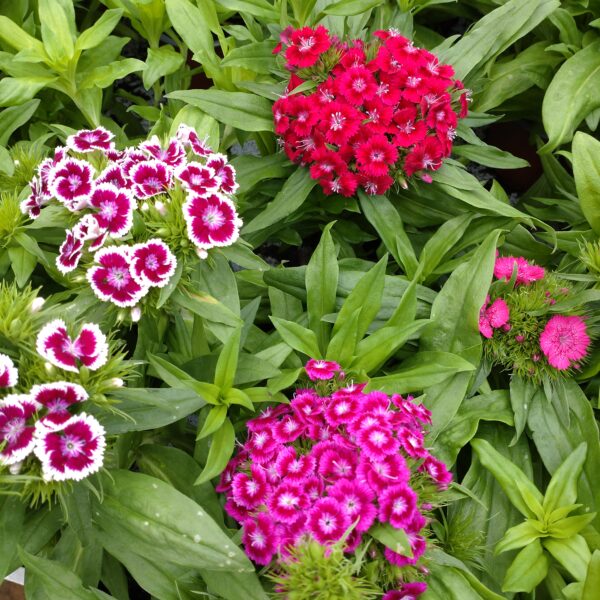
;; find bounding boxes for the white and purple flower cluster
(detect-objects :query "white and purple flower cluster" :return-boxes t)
[21,125,242,309]
[0,319,108,481]
[218,360,451,597]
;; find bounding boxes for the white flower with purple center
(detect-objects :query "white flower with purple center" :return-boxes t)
[48,158,94,210]
[31,382,88,426]
[130,239,177,288]
[206,153,239,194]
[56,229,85,274]
[0,396,38,465]
[89,183,136,238]
[183,192,241,249]
[66,127,115,153]
[33,413,106,481]
[0,354,18,388]
[175,162,219,195]
[130,160,172,198]
[87,246,148,308]
[140,135,186,168]
[36,319,109,373]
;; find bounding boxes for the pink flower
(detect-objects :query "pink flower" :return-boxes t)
[96,164,128,189]
[206,153,239,194]
[130,160,172,198]
[242,514,278,565]
[307,497,350,544]
[36,320,108,373]
[20,176,48,219]
[328,478,376,532]
[0,396,38,465]
[357,454,410,494]
[177,125,212,157]
[56,230,84,275]
[66,127,114,153]
[273,414,305,443]
[33,413,105,481]
[479,296,510,339]
[305,359,342,381]
[72,214,108,251]
[0,354,18,388]
[31,382,88,426]
[494,256,545,285]
[89,184,136,238]
[383,583,427,600]
[268,482,308,523]
[246,429,279,463]
[357,424,400,461]
[397,426,428,459]
[285,25,331,68]
[130,239,177,288]
[275,447,316,481]
[539,315,590,370]
[176,162,219,195]
[379,484,418,529]
[420,456,453,489]
[48,158,94,210]
[290,390,323,424]
[87,246,148,308]
[232,465,269,510]
[140,135,186,168]
[183,193,240,249]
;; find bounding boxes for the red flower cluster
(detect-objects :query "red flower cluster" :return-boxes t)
[273,27,468,197]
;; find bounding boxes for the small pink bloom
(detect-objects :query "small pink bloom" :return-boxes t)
[242,514,278,565]
[119,149,146,178]
[183,193,240,249]
[479,297,510,339]
[0,354,18,388]
[140,135,186,168]
[379,484,418,529]
[175,162,219,195]
[130,239,177,288]
[318,445,358,480]
[307,497,350,545]
[87,246,148,308]
[324,393,357,426]
[31,382,88,426]
[397,426,428,459]
[246,429,279,463]
[96,164,128,189]
[275,447,316,481]
[290,389,323,425]
[206,153,239,194]
[383,583,428,600]
[231,464,269,509]
[130,160,172,198]
[357,454,410,494]
[305,359,342,381]
[328,478,376,532]
[56,230,84,275]
[539,315,590,370]
[176,125,212,157]
[356,424,400,461]
[49,158,94,210]
[33,413,105,481]
[72,214,108,254]
[36,320,108,373]
[268,482,308,523]
[89,183,136,238]
[66,127,115,153]
[20,176,48,219]
[273,414,305,443]
[419,456,453,489]
[494,256,545,285]
[0,396,38,465]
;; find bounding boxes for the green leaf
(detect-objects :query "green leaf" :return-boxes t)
[213,0,278,20]
[76,9,123,51]
[471,438,544,519]
[270,317,322,359]
[38,0,75,65]
[582,550,600,600]
[368,523,413,558]
[214,327,241,392]
[0,76,56,107]
[95,470,252,571]
[326,308,360,366]
[0,99,40,146]
[306,223,338,354]
[548,514,596,538]
[88,387,207,434]
[358,191,418,278]
[243,167,316,236]
[0,17,46,58]
[168,89,273,132]
[502,540,549,593]
[79,58,145,89]
[367,351,475,394]
[541,41,600,153]
[452,144,530,170]
[573,132,600,235]
[197,405,228,440]
[172,288,242,330]
[495,520,541,554]
[8,246,36,287]
[323,0,385,15]
[544,535,591,581]
[221,40,276,74]
[544,442,588,514]
[143,45,184,89]
[0,496,25,579]
[195,418,235,485]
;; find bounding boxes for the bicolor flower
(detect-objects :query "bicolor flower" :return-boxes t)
[307,497,350,544]
[140,135,186,168]
[130,160,172,198]
[87,246,148,308]
[183,193,240,249]
[175,162,219,195]
[242,514,278,565]
[0,396,38,465]
[206,154,239,194]
[0,354,18,388]
[130,239,177,288]
[176,125,212,157]
[31,382,88,426]
[66,127,115,153]
[36,319,108,373]
[56,230,84,274]
[89,183,136,238]
[34,413,106,481]
[48,158,94,210]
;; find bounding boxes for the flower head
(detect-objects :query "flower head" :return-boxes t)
[0,396,38,464]
[89,184,136,238]
[307,497,350,545]
[31,382,88,426]
[285,26,331,68]
[130,239,177,288]
[479,297,510,339]
[305,359,342,381]
[130,160,172,198]
[66,127,114,153]
[49,158,94,210]
[539,315,590,370]
[0,354,18,388]
[494,256,545,285]
[183,193,240,249]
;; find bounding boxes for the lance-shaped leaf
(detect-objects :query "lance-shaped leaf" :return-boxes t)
[543,442,588,514]
[502,540,549,593]
[543,535,592,582]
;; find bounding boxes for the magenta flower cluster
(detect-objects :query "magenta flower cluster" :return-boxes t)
[21,125,242,310]
[218,359,451,597]
[0,320,108,481]
[479,255,590,371]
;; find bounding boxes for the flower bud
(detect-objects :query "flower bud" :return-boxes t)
[30,297,45,312]
[141,202,150,212]
[515,334,525,343]
[155,200,167,216]
[9,461,23,475]
[131,306,142,322]
[109,377,124,388]
[196,248,208,260]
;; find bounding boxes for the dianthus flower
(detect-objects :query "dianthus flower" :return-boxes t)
[539,315,590,370]
[494,256,545,285]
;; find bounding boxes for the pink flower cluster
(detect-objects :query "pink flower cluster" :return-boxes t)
[21,126,242,309]
[0,320,109,480]
[480,255,590,371]
[272,27,468,197]
[218,361,451,597]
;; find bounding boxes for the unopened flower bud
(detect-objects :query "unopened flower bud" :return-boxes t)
[109,377,124,388]
[9,319,21,336]
[532,353,541,362]
[9,461,23,475]
[196,248,208,260]
[131,307,142,322]
[141,202,150,211]
[155,200,167,216]
[30,297,45,312]
[44,361,55,374]
[502,323,511,332]
[515,334,525,343]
